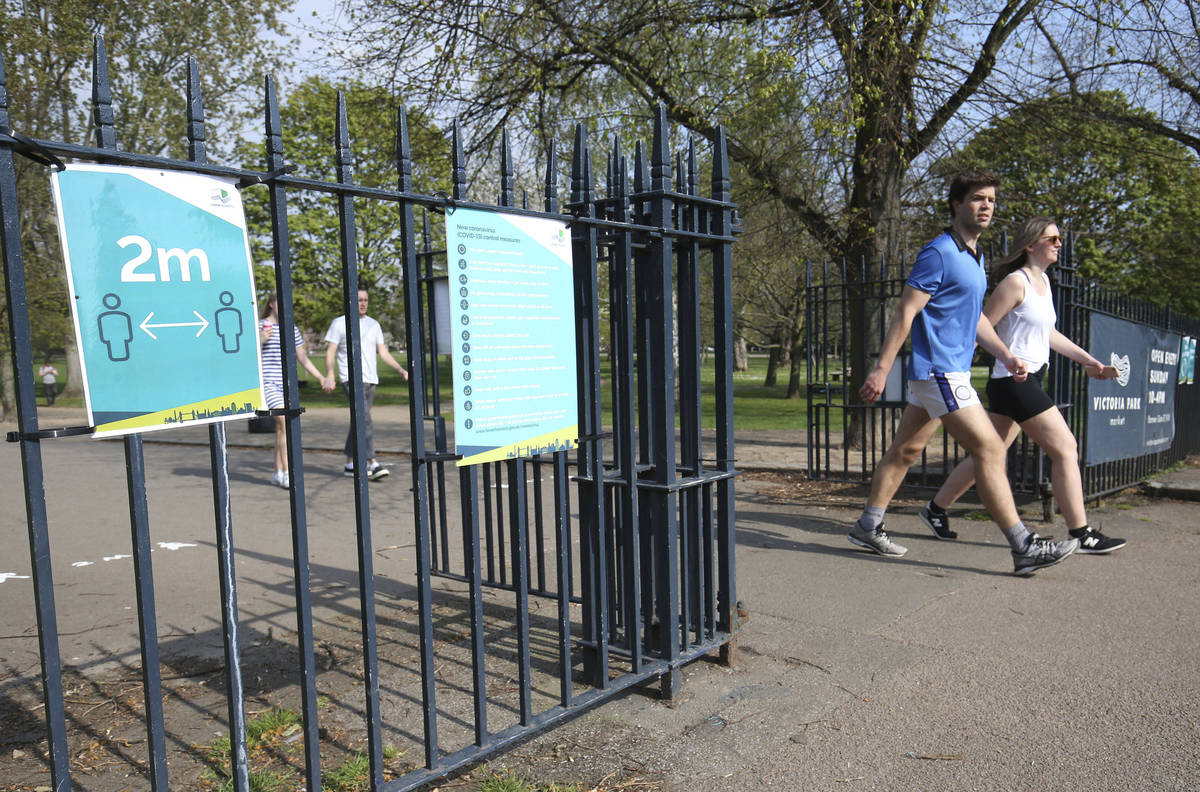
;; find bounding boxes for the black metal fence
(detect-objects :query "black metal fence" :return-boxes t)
[806,233,1200,508]
[1,39,739,791]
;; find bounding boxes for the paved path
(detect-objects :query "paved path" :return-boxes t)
[1,404,1198,790]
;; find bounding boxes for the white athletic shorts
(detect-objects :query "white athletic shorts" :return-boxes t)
[907,372,981,419]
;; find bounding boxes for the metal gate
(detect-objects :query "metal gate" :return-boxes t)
[1,39,739,791]
[804,236,1200,505]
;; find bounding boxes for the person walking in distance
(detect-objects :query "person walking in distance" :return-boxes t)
[260,292,327,489]
[323,288,409,481]
[38,356,58,406]
[849,171,1080,575]
[918,217,1125,554]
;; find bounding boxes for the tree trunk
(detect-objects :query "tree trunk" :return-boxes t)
[763,345,780,387]
[1,350,15,423]
[844,153,905,449]
[786,333,804,399]
[786,291,806,399]
[733,334,748,372]
[62,334,83,400]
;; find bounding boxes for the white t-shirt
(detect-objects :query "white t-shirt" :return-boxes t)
[324,315,385,384]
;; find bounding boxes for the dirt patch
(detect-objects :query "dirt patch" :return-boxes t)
[742,471,925,509]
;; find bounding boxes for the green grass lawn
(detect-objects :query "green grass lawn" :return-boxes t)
[298,354,810,431]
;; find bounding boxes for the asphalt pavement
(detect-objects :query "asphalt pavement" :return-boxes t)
[1,403,1198,790]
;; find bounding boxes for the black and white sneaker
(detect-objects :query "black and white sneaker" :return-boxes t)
[1012,533,1079,575]
[1070,526,1126,554]
[367,462,390,481]
[919,502,958,541]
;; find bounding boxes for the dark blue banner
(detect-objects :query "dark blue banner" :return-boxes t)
[1086,314,1180,465]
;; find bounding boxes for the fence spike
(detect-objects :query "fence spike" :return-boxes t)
[570,123,588,206]
[584,145,593,206]
[687,137,697,198]
[500,128,513,207]
[543,140,557,213]
[651,103,670,191]
[711,126,729,200]
[606,151,614,199]
[335,91,352,183]
[452,119,467,201]
[611,136,624,218]
[91,37,116,150]
[396,104,412,193]
[186,58,206,164]
[264,77,283,166]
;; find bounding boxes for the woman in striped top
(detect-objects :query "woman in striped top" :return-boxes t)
[260,292,326,488]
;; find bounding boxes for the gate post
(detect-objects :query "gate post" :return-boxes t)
[647,105,682,699]
[710,125,740,667]
[570,123,611,688]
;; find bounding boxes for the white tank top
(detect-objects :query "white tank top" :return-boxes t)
[991,270,1056,378]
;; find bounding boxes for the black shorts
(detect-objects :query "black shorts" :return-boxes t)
[985,365,1054,423]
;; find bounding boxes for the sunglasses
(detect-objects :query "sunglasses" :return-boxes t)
[1039,234,1063,244]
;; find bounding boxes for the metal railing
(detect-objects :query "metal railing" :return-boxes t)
[805,233,1200,506]
[0,38,740,792]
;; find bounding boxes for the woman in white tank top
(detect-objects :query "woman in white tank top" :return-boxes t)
[920,218,1127,554]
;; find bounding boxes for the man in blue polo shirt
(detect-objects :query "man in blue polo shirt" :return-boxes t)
[848,171,1079,575]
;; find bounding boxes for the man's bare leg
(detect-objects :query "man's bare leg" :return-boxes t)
[865,404,942,509]
[849,405,941,558]
[939,405,1020,529]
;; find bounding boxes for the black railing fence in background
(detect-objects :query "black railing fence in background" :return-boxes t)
[806,230,1200,511]
[1,39,739,792]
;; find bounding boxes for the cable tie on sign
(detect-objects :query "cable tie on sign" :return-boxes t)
[255,407,305,418]
[0,126,66,171]
[236,164,298,189]
[431,191,457,215]
[6,425,94,442]
[576,431,612,443]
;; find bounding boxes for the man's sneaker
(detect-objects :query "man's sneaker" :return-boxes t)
[1070,526,1126,554]
[919,503,958,541]
[847,523,908,558]
[271,470,288,489]
[1012,533,1079,575]
[367,462,390,481]
[343,464,355,477]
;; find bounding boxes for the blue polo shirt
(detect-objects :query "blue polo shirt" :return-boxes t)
[905,229,986,380]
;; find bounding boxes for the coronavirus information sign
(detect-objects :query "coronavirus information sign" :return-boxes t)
[51,164,263,438]
[444,207,578,466]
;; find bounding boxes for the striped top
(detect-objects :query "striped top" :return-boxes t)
[260,320,304,388]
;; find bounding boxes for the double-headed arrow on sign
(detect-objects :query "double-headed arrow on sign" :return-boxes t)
[139,311,210,340]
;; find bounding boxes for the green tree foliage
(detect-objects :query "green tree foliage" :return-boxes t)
[239,76,451,338]
[947,91,1200,315]
[334,0,1048,416]
[0,0,292,416]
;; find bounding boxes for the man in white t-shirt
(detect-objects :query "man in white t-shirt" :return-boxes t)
[38,358,58,406]
[323,288,409,480]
